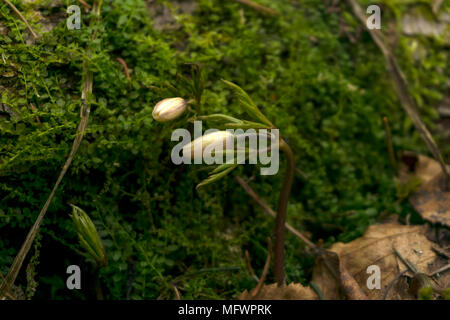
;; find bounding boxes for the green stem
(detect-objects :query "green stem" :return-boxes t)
[94,267,104,300]
[274,139,295,286]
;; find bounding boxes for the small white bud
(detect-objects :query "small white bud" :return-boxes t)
[152,97,187,122]
[182,131,234,161]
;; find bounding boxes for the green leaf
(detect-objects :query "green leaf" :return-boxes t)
[196,164,238,189]
[221,79,273,127]
[197,113,243,124]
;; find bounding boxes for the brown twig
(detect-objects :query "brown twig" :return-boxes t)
[29,103,41,125]
[273,140,296,286]
[393,246,419,274]
[77,0,91,11]
[383,269,408,299]
[245,250,259,282]
[3,0,38,39]
[250,237,272,297]
[172,284,181,300]
[429,263,450,277]
[233,0,279,16]
[346,0,449,190]
[235,177,316,249]
[116,57,132,89]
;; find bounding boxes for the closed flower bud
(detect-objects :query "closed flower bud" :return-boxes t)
[183,131,234,161]
[70,205,107,268]
[152,97,187,122]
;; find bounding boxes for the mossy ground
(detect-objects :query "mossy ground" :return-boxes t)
[0,0,448,299]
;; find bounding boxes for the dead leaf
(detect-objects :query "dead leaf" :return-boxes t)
[397,152,450,225]
[410,172,450,228]
[310,249,368,300]
[398,151,448,185]
[339,259,368,299]
[239,283,318,300]
[312,222,449,300]
[311,250,344,299]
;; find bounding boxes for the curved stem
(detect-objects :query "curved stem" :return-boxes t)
[274,139,295,286]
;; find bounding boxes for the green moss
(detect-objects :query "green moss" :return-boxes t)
[0,0,448,299]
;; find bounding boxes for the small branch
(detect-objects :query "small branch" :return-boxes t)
[3,0,38,39]
[393,246,419,274]
[274,140,294,286]
[346,0,449,190]
[172,285,181,300]
[250,237,272,297]
[245,250,259,282]
[77,0,91,11]
[429,263,450,277]
[116,57,132,89]
[383,269,408,300]
[233,0,279,16]
[235,176,316,249]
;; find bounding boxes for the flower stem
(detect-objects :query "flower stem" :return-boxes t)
[274,139,295,286]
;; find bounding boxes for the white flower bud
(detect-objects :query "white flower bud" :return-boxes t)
[182,131,234,161]
[152,97,187,122]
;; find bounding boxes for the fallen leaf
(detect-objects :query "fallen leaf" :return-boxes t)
[239,283,318,300]
[338,259,368,300]
[410,172,450,228]
[310,249,345,299]
[398,151,448,185]
[312,222,450,300]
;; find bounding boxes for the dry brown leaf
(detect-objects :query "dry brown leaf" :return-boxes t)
[410,172,450,228]
[338,259,368,300]
[397,151,450,227]
[239,283,318,300]
[312,222,449,300]
[311,250,343,299]
[398,151,448,184]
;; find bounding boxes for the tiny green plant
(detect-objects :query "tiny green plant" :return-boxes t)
[153,67,295,286]
[70,204,106,299]
[70,205,107,268]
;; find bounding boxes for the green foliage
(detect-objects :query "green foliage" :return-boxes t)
[70,205,106,267]
[0,0,448,299]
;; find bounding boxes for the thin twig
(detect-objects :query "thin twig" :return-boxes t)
[432,246,450,259]
[172,285,181,300]
[383,269,408,300]
[116,57,132,89]
[251,237,272,297]
[29,103,41,125]
[233,0,279,16]
[346,0,449,190]
[235,176,317,249]
[245,250,259,282]
[393,246,419,274]
[3,0,38,39]
[428,263,450,277]
[77,0,91,11]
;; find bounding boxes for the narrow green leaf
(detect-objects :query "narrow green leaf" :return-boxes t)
[196,164,238,189]
[221,79,273,127]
